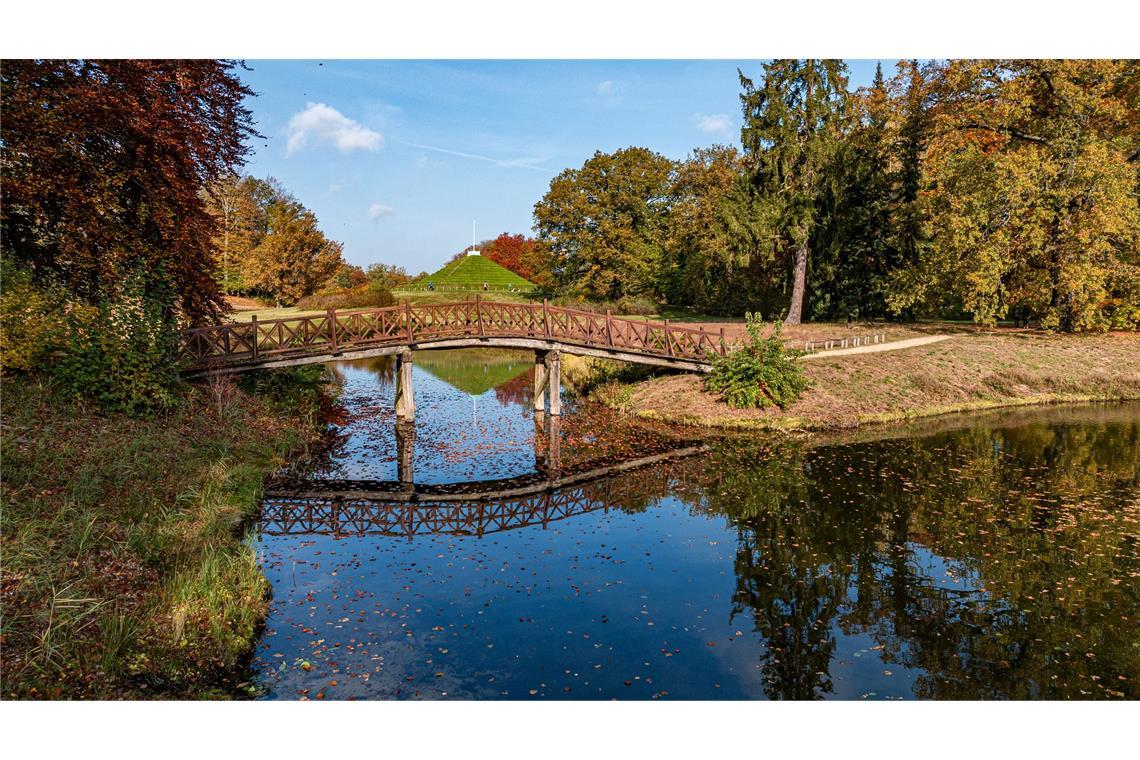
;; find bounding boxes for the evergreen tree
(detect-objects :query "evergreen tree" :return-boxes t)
[739,59,850,324]
[889,60,936,274]
[811,62,897,321]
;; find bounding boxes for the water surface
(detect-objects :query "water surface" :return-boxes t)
[253,352,1139,700]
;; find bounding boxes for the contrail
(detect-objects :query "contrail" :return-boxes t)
[401,140,554,173]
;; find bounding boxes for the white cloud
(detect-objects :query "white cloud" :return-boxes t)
[595,79,623,107]
[286,102,383,156]
[694,113,733,134]
[368,203,393,221]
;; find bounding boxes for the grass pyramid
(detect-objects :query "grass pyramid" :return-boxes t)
[409,253,534,292]
[416,348,531,396]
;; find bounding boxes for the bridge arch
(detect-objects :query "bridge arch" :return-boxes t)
[180,298,725,418]
[262,440,709,539]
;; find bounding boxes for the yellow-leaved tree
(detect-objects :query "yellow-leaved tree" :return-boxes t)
[889,59,1140,330]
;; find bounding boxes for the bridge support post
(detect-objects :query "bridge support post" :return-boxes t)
[545,413,561,473]
[533,411,547,471]
[395,349,416,421]
[395,421,415,486]
[533,350,548,412]
[545,349,561,416]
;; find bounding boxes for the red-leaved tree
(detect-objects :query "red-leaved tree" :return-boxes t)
[483,232,552,288]
[2,60,257,324]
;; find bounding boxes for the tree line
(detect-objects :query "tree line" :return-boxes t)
[201,173,414,308]
[532,59,1140,330]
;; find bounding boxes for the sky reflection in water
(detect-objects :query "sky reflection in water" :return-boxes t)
[253,352,1140,700]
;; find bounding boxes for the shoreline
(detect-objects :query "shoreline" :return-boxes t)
[582,331,1140,435]
[632,391,1140,433]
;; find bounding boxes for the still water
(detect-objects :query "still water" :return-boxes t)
[252,351,1139,700]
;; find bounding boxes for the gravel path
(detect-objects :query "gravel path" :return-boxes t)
[802,334,953,359]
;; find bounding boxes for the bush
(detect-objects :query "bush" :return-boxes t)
[50,281,182,415]
[237,364,329,407]
[705,315,808,409]
[295,284,396,311]
[2,258,182,414]
[0,257,68,372]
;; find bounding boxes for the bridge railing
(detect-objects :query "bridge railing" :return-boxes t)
[179,298,728,368]
[261,444,711,538]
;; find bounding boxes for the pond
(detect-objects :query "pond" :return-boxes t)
[251,350,1139,700]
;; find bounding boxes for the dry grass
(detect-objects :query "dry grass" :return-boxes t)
[624,331,1140,431]
[223,295,265,311]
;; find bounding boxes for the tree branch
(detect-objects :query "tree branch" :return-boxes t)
[956,123,1050,145]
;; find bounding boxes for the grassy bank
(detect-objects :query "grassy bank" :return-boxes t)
[590,330,1140,431]
[1,373,326,698]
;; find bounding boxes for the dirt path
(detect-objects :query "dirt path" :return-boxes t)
[803,334,953,359]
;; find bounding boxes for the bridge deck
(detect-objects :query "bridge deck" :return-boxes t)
[180,298,725,374]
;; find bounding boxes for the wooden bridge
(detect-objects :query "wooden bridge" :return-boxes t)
[180,298,727,418]
[261,440,709,540]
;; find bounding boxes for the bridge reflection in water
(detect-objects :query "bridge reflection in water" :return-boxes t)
[261,417,708,540]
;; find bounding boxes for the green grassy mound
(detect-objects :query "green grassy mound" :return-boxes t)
[405,254,535,292]
[416,348,532,396]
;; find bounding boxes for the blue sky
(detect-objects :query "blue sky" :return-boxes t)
[239,60,893,275]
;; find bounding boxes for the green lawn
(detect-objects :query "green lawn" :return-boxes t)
[226,305,324,323]
[407,254,535,292]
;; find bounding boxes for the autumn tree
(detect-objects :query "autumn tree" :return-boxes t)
[533,147,674,300]
[202,173,271,295]
[740,60,850,324]
[241,187,344,306]
[328,262,368,290]
[1,60,257,324]
[483,232,552,287]
[890,60,1140,330]
[661,146,772,313]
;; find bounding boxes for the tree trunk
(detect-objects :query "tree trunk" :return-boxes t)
[785,236,809,324]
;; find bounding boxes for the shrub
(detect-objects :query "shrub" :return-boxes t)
[237,364,328,407]
[705,314,808,409]
[0,257,68,372]
[2,258,182,414]
[50,280,182,415]
[295,284,396,311]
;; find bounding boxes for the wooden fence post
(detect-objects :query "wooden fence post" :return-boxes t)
[605,309,614,347]
[405,300,413,341]
[542,298,551,338]
[664,319,674,356]
[250,314,259,360]
[476,293,485,337]
[327,308,338,351]
[720,326,726,355]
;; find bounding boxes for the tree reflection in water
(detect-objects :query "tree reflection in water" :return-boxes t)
[707,406,1138,699]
